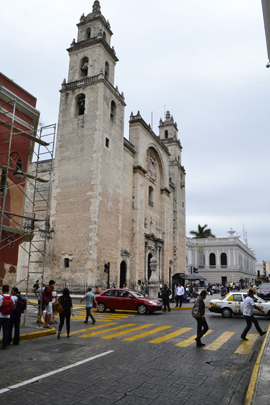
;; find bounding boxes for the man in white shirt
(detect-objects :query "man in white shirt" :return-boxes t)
[241,289,266,341]
[175,283,185,308]
[0,285,18,350]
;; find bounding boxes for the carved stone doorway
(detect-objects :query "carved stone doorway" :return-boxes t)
[148,253,152,281]
[120,261,126,288]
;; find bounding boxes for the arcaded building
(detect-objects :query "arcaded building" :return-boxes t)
[18,1,186,289]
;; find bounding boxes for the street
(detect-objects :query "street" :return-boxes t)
[1,304,269,405]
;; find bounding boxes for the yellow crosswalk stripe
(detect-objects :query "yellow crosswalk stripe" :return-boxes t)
[80,323,136,338]
[64,323,118,336]
[149,327,192,344]
[124,326,172,341]
[204,331,235,351]
[175,330,213,347]
[101,324,153,340]
[234,333,258,354]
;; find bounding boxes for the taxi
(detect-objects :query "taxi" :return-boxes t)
[208,292,270,318]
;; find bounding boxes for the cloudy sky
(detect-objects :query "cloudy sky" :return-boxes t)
[1,0,269,260]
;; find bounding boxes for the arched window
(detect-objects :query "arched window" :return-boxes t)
[164,130,168,138]
[149,186,154,207]
[209,253,216,267]
[80,57,89,77]
[64,258,69,268]
[86,28,91,39]
[110,100,116,121]
[105,61,109,78]
[221,253,227,266]
[77,94,86,116]
[103,31,107,42]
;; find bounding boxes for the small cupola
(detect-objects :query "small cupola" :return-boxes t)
[159,111,178,140]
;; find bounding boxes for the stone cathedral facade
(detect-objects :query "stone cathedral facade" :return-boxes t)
[19,1,186,289]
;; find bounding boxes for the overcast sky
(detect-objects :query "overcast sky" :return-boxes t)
[1,0,269,260]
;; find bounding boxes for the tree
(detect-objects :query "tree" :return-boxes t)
[189,224,215,239]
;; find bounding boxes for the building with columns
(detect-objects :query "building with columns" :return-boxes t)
[186,229,256,285]
[17,1,186,289]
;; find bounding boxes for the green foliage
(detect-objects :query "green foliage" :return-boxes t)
[190,224,215,239]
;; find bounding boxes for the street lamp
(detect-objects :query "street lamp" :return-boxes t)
[0,151,25,196]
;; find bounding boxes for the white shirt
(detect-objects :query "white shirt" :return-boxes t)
[176,286,185,295]
[36,287,45,300]
[243,296,255,316]
[52,291,57,304]
[0,294,18,318]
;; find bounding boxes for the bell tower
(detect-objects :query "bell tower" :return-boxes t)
[48,1,126,285]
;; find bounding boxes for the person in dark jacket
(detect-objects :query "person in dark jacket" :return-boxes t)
[58,288,74,339]
[162,284,171,312]
[195,290,209,347]
[7,287,20,346]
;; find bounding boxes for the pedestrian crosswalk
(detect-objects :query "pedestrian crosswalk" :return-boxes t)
[67,322,262,355]
[71,309,135,322]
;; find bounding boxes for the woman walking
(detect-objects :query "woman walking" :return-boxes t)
[58,288,74,339]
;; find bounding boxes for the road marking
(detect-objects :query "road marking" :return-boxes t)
[0,350,114,395]
[234,334,258,355]
[60,323,118,336]
[175,330,213,347]
[124,326,172,341]
[204,331,235,351]
[80,323,136,338]
[101,324,153,339]
[149,327,192,344]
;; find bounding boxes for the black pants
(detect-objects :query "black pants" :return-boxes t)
[0,318,9,348]
[176,295,183,307]
[196,317,209,340]
[241,315,263,338]
[8,310,21,345]
[59,310,71,335]
[163,297,170,311]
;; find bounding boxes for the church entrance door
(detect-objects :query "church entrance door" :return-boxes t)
[120,261,126,288]
[148,253,152,281]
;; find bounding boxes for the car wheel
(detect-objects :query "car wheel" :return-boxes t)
[137,304,147,315]
[110,309,116,313]
[97,303,106,313]
[222,307,232,318]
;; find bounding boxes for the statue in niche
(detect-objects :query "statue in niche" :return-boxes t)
[146,149,157,184]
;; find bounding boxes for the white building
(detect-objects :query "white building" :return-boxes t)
[186,229,256,285]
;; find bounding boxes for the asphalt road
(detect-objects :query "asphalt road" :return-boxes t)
[1,305,269,405]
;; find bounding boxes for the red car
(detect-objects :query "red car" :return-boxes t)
[95,288,162,315]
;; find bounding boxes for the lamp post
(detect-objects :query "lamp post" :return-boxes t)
[0,151,25,196]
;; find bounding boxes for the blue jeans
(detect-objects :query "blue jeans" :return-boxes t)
[0,318,9,348]
[196,318,209,340]
[86,307,95,322]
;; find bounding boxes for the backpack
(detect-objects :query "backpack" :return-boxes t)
[53,299,63,314]
[0,294,14,315]
[16,294,27,313]
[42,286,52,306]
[192,299,201,319]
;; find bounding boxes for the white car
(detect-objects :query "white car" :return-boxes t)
[208,292,270,318]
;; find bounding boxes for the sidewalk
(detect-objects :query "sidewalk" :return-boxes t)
[245,324,270,405]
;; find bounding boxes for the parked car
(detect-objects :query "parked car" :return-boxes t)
[208,292,270,318]
[95,288,162,314]
[257,283,270,301]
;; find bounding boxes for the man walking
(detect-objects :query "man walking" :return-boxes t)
[241,289,266,341]
[7,287,21,346]
[0,285,17,350]
[175,283,184,308]
[195,290,209,347]
[162,284,171,312]
[80,287,98,324]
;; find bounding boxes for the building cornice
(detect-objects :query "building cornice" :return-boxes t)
[124,138,136,154]
[133,165,147,176]
[67,37,118,62]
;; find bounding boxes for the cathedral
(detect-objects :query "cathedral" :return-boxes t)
[19,1,186,289]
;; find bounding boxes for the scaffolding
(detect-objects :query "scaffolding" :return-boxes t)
[0,82,56,325]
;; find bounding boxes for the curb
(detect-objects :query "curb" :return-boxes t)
[245,324,270,405]
[0,328,56,345]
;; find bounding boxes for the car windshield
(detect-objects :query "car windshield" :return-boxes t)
[129,291,144,298]
[259,284,270,290]
[254,295,266,303]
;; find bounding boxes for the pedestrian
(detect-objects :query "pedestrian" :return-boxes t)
[7,287,22,346]
[0,285,17,350]
[122,284,128,290]
[195,290,209,347]
[35,283,45,324]
[43,280,55,329]
[144,283,149,297]
[162,284,171,312]
[111,283,116,288]
[137,280,144,295]
[95,285,101,294]
[57,288,74,339]
[175,283,185,308]
[80,287,98,324]
[241,289,266,341]
[51,284,58,325]
[33,279,39,293]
